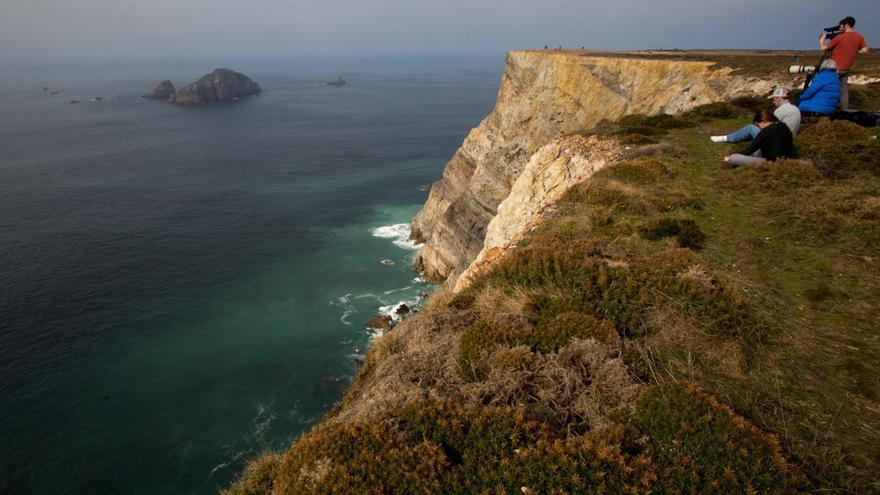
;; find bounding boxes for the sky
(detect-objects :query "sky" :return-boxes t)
[1,0,878,62]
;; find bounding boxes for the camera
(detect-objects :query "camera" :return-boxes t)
[789,65,816,75]
[823,25,842,41]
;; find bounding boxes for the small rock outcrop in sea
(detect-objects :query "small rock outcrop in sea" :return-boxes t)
[367,315,394,332]
[143,80,176,100]
[169,69,262,105]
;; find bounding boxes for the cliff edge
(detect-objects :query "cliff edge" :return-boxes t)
[412,50,790,285]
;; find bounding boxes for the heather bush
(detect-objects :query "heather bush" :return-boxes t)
[600,158,671,185]
[222,451,280,495]
[797,119,880,175]
[640,217,707,249]
[635,383,805,494]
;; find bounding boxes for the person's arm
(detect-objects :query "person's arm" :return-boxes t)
[739,128,767,156]
[859,38,869,54]
[821,35,839,52]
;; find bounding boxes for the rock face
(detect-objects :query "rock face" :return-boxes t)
[143,80,176,100]
[453,135,622,292]
[169,69,261,105]
[411,50,783,286]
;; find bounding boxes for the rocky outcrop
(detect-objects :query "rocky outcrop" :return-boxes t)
[143,80,176,100]
[411,50,785,286]
[453,135,622,292]
[169,69,261,105]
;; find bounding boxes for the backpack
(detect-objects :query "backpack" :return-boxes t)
[833,110,880,127]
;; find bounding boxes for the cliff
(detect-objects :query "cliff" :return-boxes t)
[224,52,880,494]
[411,50,787,285]
[169,68,261,105]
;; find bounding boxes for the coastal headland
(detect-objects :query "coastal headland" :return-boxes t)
[227,49,880,494]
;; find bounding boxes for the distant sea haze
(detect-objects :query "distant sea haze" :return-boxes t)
[0,57,502,494]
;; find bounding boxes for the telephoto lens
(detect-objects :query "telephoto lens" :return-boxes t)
[789,65,816,75]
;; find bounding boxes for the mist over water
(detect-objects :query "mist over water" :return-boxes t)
[0,57,502,494]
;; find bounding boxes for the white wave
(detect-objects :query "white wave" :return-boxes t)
[384,286,413,295]
[340,305,359,326]
[252,402,277,438]
[371,223,423,250]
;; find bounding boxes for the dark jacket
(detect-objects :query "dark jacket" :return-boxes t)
[739,122,796,161]
[797,69,840,115]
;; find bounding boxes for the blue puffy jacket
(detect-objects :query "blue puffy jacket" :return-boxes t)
[797,70,840,115]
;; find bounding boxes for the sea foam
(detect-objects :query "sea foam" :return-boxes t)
[371,223,423,250]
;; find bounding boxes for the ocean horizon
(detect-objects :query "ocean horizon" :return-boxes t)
[0,56,503,494]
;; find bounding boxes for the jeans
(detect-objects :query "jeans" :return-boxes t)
[838,71,850,110]
[728,150,766,167]
[726,124,760,143]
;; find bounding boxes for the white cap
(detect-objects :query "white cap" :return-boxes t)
[768,87,789,99]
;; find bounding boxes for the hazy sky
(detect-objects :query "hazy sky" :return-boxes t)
[1,0,877,62]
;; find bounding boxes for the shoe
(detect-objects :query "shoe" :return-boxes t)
[710,136,727,143]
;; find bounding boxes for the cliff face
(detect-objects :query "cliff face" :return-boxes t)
[452,134,622,292]
[412,50,781,285]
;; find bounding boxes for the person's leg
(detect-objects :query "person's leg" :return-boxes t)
[722,124,760,143]
[727,154,768,167]
[839,72,850,110]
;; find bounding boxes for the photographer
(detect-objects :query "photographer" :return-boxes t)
[820,16,869,110]
[798,59,841,116]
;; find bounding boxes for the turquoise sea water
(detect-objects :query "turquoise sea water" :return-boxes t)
[0,57,502,493]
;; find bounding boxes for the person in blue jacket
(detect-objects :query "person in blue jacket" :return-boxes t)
[797,59,841,116]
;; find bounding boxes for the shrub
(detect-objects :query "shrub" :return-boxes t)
[617,113,696,130]
[458,312,618,379]
[477,245,756,339]
[273,421,448,494]
[223,451,280,495]
[729,94,771,112]
[535,311,619,348]
[274,401,658,494]
[797,119,880,174]
[561,180,652,214]
[716,159,824,193]
[640,217,707,249]
[602,158,670,185]
[634,383,805,494]
[687,102,741,119]
[651,191,705,212]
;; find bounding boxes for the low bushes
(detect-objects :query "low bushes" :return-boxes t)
[797,119,880,175]
[634,383,805,494]
[640,217,707,249]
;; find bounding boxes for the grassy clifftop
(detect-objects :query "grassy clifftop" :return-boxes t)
[226,84,880,494]
[535,49,880,79]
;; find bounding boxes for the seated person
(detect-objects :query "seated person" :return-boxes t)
[711,87,801,142]
[797,59,841,116]
[724,110,796,167]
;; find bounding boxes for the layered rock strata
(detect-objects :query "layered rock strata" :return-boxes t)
[453,134,622,292]
[411,50,783,286]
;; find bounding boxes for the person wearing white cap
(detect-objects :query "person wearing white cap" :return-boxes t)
[710,87,801,143]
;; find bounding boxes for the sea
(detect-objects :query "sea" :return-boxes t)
[0,56,503,494]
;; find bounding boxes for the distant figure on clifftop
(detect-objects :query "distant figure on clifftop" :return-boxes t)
[723,110,796,168]
[711,87,801,143]
[797,59,841,117]
[820,16,869,110]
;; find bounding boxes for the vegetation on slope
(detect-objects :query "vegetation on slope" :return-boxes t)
[227,84,880,494]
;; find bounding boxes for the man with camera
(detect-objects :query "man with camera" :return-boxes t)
[820,16,869,111]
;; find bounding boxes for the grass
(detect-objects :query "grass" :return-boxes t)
[227,102,880,494]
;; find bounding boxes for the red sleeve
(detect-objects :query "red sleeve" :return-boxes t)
[827,37,840,50]
[861,36,868,49]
